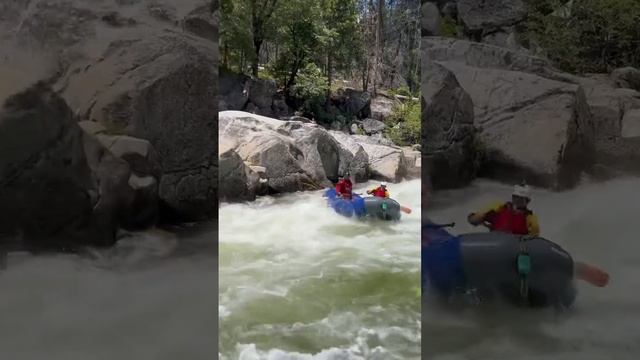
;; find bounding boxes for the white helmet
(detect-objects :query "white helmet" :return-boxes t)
[513,183,531,199]
[380,181,387,187]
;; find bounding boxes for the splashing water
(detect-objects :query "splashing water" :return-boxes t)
[219,179,421,359]
[0,226,218,360]
[424,178,640,360]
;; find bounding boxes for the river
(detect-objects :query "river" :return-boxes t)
[424,178,640,360]
[219,179,421,359]
[0,224,218,360]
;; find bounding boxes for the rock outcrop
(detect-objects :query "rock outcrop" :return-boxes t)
[0,83,135,250]
[424,37,596,189]
[219,111,413,202]
[422,59,476,190]
[422,4,640,189]
[0,0,218,250]
[219,68,292,119]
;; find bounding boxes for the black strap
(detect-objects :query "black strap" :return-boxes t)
[425,222,455,228]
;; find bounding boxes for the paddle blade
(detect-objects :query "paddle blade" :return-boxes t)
[400,205,412,214]
[576,262,610,287]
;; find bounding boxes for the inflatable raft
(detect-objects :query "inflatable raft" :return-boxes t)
[324,188,401,221]
[422,219,576,308]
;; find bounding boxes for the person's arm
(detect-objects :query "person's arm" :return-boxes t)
[468,202,503,226]
[366,188,373,194]
[385,190,389,198]
[527,214,540,236]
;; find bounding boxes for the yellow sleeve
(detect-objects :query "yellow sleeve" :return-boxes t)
[385,190,389,198]
[475,202,505,217]
[527,214,540,236]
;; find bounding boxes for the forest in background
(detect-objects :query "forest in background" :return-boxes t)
[433,0,640,74]
[220,0,421,145]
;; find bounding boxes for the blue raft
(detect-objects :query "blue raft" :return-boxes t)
[324,188,401,221]
[422,218,577,308]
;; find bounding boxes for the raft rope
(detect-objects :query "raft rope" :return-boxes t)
[517,236,533,305]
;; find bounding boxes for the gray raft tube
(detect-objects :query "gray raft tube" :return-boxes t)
[458,232,577,309]
[363,197,402,221]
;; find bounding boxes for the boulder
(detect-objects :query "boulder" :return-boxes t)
[220,111,327,193]
[422,60,476,189]
[456,0,527,33]
[219,68,293,118]
[362,118,386,135]
[218,144,255,202]
[422,2,442,36]
[329,131,370,182]
[424,38,596,189]
[56,33,218,222]
[333,88,371,119]
[182,3,217,42]
[611,67,640,92]
[0,83,134,250]
[352,134,396,147]
[370,95,397,121]
[91,134,162,228]
[355,142,407,182]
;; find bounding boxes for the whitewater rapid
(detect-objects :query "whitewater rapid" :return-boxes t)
[424,178,640,360]
[0,225,218,360]
[219,179,421,359]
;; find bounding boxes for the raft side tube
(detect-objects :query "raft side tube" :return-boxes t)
[458,232,576,308]
[363,197,401,221]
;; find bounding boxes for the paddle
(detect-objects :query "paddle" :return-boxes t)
[400,205,412,214]
[575,261,610,287]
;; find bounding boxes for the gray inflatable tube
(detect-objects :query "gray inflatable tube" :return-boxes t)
[459,232,577,308]
[363,197,401,221]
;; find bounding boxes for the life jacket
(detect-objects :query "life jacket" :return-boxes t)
[336,179,351,198]
[488,202,531,235]
[343,179,353,194]
[371,186,387,198]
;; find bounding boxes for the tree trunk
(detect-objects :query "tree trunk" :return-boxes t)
[326,53,333,106]
[252,38,262,77]
[222,43,228,68]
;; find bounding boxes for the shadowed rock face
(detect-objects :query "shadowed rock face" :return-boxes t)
[423,37,598,190]
[422,5,640,189]
[0,0,218,249]
[6,0,217,222]
[0,83,133,251]
[422,59,476,190]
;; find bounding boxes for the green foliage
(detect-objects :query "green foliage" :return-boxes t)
[290,63,329,116]
[440,15,458,38]
[389,86,413,98]
[525,0,640,73]
[220,0,254,72]
[385,99,421,146]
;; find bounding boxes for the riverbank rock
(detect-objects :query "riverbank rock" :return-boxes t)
[331,88,372,119]
[456,0,526,48]
[91,133,162,228]
[362,118,386,135]
[219,111,330,196]
[423,37,596,189]
[219,68,293,118]
[329,131,370,182]
[0,0,219,223]
[352,139,408,182]
[422,2,442,36]
[422,58,476,190]
[611,67,640,92]
[218,143,256,202]
[219,111,410,200]
[370,95,398,121]
[0,83,134,251]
